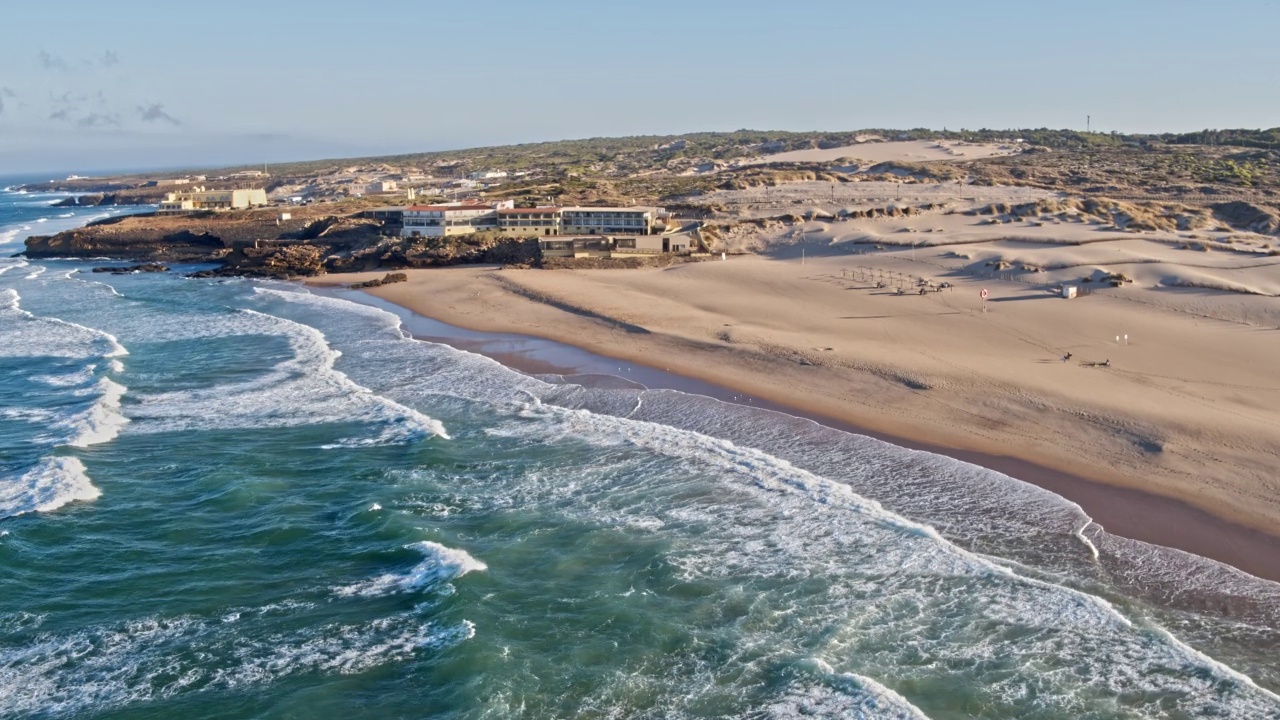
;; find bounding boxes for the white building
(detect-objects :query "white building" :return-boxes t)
[497,207,562,236]
[401,203,499,238]
[399,203,669,240]
[559,206,664,235]
[158,188,268,212]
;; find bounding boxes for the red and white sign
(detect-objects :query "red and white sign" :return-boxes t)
[980,288,989,299]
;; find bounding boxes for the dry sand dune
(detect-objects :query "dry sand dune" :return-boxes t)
[742,139,1020,166]
[696,181,1055,221]
[712,200,1280,315]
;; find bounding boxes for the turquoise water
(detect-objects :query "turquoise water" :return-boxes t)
[2,181,1280,719]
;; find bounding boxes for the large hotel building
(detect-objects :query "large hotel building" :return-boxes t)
[402,203,666,239]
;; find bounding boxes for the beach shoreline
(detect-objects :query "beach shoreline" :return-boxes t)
[310,273,1280,584]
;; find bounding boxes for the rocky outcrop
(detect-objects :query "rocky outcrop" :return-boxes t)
[25,224,229,263]
[326,236,541,274]
[90,263,169,274]
[349,272,408,288]
[189,244,328,279]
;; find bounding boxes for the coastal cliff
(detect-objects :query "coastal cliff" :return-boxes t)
[50,193,164,207]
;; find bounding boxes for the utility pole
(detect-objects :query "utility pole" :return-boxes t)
[1087,115,1091,134]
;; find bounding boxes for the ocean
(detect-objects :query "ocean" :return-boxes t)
[1,175,1279,719]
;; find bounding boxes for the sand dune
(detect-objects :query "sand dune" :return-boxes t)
[742,139,1020,166]
[708,199,1280,316]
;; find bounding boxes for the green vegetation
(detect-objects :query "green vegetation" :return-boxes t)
[33,126,1280,209]
[198,127,1277,179]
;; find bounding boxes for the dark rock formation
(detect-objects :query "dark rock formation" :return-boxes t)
[349,272,409,289]
[25,224,229,263]
[90,263,169,274]
[188,244,328,279]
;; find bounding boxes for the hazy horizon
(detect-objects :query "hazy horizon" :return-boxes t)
[4,0,1279,173]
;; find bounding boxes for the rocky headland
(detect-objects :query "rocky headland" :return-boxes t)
[22,207,542,278]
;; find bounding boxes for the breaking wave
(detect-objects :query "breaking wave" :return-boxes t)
[334,541,487,598]
[0,457,100,520]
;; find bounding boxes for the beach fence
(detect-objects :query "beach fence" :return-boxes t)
[841,264,1093,297]
[841,266,959,294]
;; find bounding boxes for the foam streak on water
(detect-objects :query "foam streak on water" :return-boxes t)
[477,396,1279,714]
[0,281,130,518]
[123,306,449,442]
[0,608,474,718]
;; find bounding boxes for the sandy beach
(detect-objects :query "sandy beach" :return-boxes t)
[311,242,1280,582]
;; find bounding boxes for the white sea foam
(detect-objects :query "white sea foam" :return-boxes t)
[32,365,97,387]
[0,456,100,519]
[67,270,125,298]
[0,258,27,276]
[334,541,486,598]
[499,402,1135,622]
[770,659,933,719]
[126,307,448,443]
[0,609,473,717]
[24,266,46,280]
[52,377,130,448]
[468,398,1280,714]
[0,407,59,423]
[0,288,129,360]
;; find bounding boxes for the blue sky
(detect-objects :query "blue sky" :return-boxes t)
[2,0,1278,173]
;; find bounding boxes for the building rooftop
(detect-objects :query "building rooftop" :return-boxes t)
[406,203,493,212]
[559,206,659,213]
[497,207,561,215]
